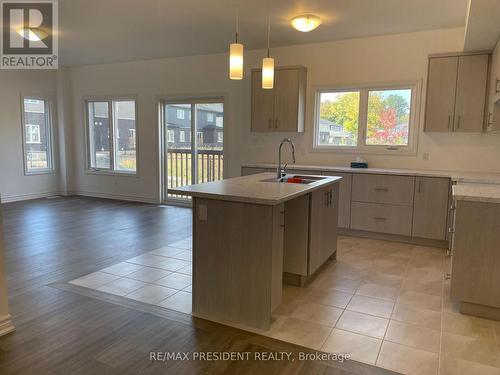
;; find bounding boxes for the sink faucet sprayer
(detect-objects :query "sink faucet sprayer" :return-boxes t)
[277,138,296,179]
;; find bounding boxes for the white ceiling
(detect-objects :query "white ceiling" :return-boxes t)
[58,0,469,66]
[463,0,500,51]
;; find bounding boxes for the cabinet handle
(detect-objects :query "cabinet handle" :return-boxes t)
[457,115,461,129]
[448,115,452,129]
[446,249,453,256]
[373,217,387,221]
[268,119,272,129]
[496,78,500,94]
[444,273,451,280]
[275,119,278,129]
[374,187,389,192]
[418,181,422,193]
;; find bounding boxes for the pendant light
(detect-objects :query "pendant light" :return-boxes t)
[229,15,244,80]
[262,16,274,89]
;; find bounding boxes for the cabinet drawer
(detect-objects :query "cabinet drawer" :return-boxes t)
[350,202,412,236]
[352,174,415,205]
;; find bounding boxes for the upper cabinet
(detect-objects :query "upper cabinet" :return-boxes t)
[251,66,307,132]
[424,53,489,133]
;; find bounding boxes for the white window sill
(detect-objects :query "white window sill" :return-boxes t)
[310,145,417,157]
[25,169,56,176]
[85,169,139,178]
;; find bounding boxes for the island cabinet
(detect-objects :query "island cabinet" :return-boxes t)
[251,66,307,132]
[424,53,489,133]
[283,184,339,285]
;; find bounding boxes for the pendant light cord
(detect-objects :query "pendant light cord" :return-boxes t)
[235,15,239,43]
[266,16,271,58]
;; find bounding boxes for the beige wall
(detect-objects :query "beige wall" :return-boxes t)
[0,70,60,202]
[0,206,14,336]
[68,27,500,202]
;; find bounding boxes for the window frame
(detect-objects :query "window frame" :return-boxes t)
[20,94,56,175]
[312,81,420,156]
[83,95,139,177]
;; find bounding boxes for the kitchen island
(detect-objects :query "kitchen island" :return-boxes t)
[171,172,342,330]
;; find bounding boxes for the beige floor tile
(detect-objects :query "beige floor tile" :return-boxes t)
[439,354,500,375]
[169,238,192,250]
[270,317,332,350]
[100,262,144,277]
[442,311,496,340]
[356,282,399,301]
[397,290,442,312]
[97,277,147,296]
[170,251,192,262]
[312,274,361,294]
[328,263,366,280]
[362,272,404,288]
[322,328,382,365]
[126,284,177,304]
[335,310,389,339]
[441,332,500,368]
[126,267,171,283]
[376,341,439,375]
[290,302,343,327]
[385,320,440,353]
[69,271,120,289]
[177,264,192,275]
[346,295,394,319]
[307,288,353,309]
[405,267,444,283]
[154,272,192,290]
[158,291,192,314]
[148,246,184,257]
[401,278,443,297]
[391,304,442,330]
[154,258,191,272]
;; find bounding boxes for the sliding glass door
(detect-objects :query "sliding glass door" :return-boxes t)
[162,99,224,203]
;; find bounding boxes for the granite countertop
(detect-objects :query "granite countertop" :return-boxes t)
[169,173,342,205]
[452,184,500,204]
[242,163,500,184]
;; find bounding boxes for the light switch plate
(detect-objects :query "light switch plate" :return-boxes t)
[198,204,208,221]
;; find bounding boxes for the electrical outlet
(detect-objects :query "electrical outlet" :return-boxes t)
[198,204,208,221]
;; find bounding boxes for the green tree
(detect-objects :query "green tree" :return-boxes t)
[385,94,409,121]
[320,92,360,134]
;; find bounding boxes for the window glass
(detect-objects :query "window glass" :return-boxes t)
[23,98,52,172]
[177,109,185,119]
[366,89,412,146]
[87,101,110,169]
[318,91,360,146]
[113,101,136,172]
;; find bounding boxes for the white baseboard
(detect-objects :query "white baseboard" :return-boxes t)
[0,314,15,336]
[0,191,62,204]
[70,190,158,204]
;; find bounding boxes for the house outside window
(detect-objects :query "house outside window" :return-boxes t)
[179,130,185,142]
[26,124,41,144]
[167,129,175,142]
[177,109,185,119]
[207,113,214,122]
[217,132,223,143]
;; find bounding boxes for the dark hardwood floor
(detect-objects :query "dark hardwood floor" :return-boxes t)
[0,196,395,375]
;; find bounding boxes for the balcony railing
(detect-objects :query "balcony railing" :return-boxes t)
[167,148,223,198]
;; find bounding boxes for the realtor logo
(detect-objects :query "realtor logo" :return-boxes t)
[1,0,58,69]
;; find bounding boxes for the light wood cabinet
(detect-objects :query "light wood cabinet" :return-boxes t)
[251,66,306,132]
[323,172,351,228]
[309,184,339,275]
[412,177,450,240]
[425,53,489,133]
[486,40,500,132]
[352,174,415,206]
[350,201,413,236]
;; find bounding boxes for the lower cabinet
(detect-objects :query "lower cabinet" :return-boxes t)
[283,184,339,280]
[350,201,412,236]
[412,177,450,240]
[323,172,351,228]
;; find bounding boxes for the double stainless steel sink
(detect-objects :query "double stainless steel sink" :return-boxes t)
[261,174,327,185]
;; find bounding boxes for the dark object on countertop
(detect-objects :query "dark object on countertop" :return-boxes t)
[351,162,368,168]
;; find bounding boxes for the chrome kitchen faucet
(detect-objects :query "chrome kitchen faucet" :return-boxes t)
[277,138,296,179]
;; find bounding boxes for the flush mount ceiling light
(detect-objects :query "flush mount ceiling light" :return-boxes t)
[290,14,322,32]
[229,15,244,80]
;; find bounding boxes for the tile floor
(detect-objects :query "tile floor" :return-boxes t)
[69,236,500,375]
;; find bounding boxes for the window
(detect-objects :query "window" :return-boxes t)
[22,97,54,174]
[86,99,137,173]
[167,129,175,143]
[177,109,185,119]
[217,132,223,143]
[315,84,416,153]
[196,131,203,144]
[179,130,185,142]
[25,124,41,143]
[207,112,214,122]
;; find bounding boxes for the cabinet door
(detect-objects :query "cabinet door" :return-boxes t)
[412,177,450,240]
[424,57,458,132]
[309,185,338,275]
[273,69,303,132]
[323,172,351,228]
[251,70,274,132]
[454,54,489,132]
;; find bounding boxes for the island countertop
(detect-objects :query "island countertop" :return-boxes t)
[169,173,342,205]
[452,183,500,204]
